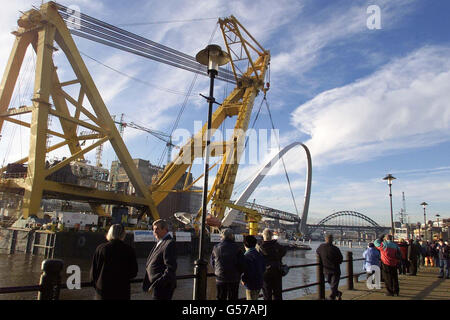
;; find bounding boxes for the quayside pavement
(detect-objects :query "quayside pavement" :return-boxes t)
[297,267,450,300]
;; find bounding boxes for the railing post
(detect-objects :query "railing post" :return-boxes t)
[316,254,325,300]
[347,251,354,290]
[9,230,17,254]
[37,259,64,300]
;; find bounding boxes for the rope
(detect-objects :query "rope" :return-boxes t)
[55,3,235,84]
[156,23,219,167]
[79,51,197,97]
[264,96,300,217]
[231,96,265,196]
[118,17,218,27]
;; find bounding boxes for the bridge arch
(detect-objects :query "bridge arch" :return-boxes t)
[221,142,312,234]
[308,211,382,235]
[317,211,380,227]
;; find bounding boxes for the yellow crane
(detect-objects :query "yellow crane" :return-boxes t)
[214,200,262,236]
[0,2,270,225]
[150,16,271,225]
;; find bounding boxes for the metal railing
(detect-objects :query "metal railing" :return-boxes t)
[1,172,27,179]
[0,253,365,300]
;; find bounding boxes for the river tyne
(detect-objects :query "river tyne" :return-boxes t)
[0,241,367,300]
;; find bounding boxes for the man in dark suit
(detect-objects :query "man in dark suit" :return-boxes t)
[142,219,177,300]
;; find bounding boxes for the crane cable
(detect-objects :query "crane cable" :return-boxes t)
[231,96,265,196]
[1,49,33,167]
[54,3,236,84]
[157,23,219,167]
[79,50,197,97]
[118,17,218,27]
[264,95,300,217]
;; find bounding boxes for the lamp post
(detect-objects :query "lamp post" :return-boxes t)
[383,174,396,236]
[193,44,230,300]
[420,202,428,240]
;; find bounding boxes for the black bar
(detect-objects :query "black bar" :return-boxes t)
[316,254,325,300]
[0,257,366,296]
[347,251,354,290]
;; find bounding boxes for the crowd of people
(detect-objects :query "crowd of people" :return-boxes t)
[363,235,450,297]
[89,222,288,300]
[88,220,449,300]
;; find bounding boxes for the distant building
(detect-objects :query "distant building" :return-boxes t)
[109,159,202,220]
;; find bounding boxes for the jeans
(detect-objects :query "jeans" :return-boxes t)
[262,271,283,300]
[382,264,399,295]
[409,258,418,275]
[439,259,449,278]
[216,282,239,300]
[398,259,409,275]
[325,271,341,300]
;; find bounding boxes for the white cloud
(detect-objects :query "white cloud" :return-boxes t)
[291,45,450,167]
[269,0,418,89]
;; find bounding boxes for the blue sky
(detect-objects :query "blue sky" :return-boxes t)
[1,0,450,226]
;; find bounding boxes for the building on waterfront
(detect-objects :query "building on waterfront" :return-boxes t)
[0,159,110,225]
[108,159,203,220]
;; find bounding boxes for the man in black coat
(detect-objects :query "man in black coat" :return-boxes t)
[407,239,420,276]
[143,219,177,300]
[316,234,343,300]
[91,224,138,300]
[210,228,245,300]
[437,239,449,279]
[258,228,287,300]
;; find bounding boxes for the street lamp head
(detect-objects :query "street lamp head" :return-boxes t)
[195,44,230,73]
[420,202,428,208]
[383,173,396,185]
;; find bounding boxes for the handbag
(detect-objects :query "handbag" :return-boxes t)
[280,264,290,277]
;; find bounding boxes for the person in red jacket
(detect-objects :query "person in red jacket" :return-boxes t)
[397,239,409,275]
[374,234,401,296]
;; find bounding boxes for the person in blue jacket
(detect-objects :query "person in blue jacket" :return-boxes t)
[363,242,381,278]
[241,235,266,300]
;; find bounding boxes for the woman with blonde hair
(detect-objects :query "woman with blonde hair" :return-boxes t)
[90,224,138,300]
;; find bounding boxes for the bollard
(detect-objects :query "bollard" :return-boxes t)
[37,259,64,300]
[193,259,208,300]
[346,252,354,290]
[316,254,325,300]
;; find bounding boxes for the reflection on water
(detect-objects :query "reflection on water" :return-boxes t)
[0,241,367,300]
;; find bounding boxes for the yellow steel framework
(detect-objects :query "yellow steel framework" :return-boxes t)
[0,3,270,225]
[0,2,158,219]
[151,15,270,224]
[214,200,262,236]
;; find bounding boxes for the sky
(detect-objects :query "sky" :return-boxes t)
[1,0,450,226]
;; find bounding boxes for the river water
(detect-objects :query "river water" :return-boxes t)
[0,241,367,300]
